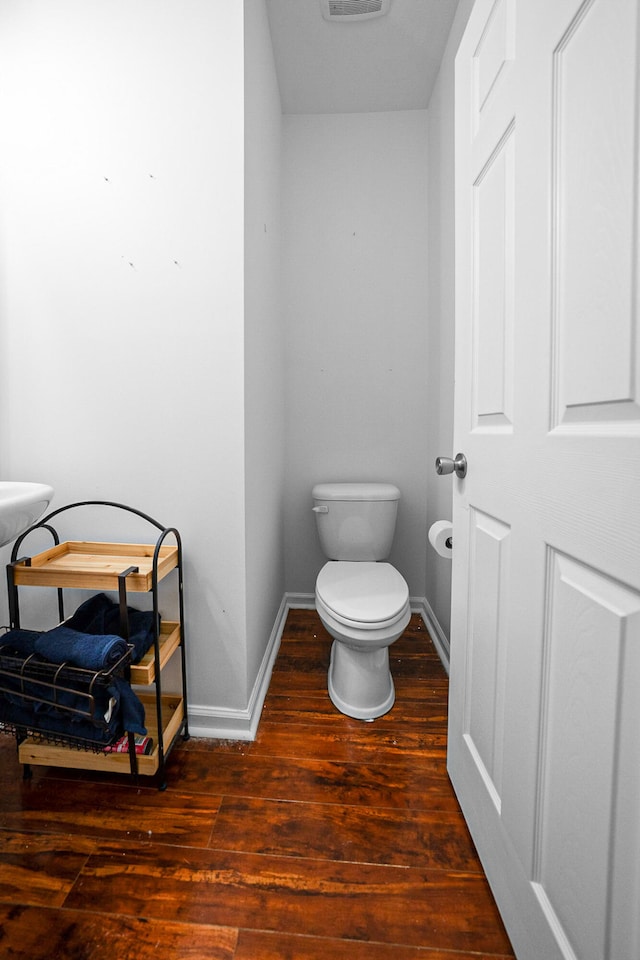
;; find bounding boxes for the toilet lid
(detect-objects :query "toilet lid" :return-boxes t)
[316,562,409,624]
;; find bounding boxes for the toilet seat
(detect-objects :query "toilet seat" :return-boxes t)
[315,560,411,719]
[316,561,409,628]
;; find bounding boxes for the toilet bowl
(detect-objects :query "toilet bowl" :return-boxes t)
[316,560,411,719]
[312,483,411,720]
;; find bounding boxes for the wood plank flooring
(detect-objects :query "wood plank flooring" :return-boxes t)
[0,609,515,959]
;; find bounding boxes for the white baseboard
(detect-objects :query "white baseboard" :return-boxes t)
[187,594,290,741]
[186,591,450,740]
[285,591,315,609]
[412,595,450,674]
[187,707,257,742]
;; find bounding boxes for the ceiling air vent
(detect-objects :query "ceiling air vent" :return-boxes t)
[320,0,391,22]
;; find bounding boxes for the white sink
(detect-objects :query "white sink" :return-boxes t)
[0,482,54,547]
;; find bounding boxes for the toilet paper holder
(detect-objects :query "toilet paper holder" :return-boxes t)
[428,520,454,558]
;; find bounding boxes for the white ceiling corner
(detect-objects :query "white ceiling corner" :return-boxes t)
[264,0,460,115]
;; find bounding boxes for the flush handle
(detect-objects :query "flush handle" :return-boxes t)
[435,453,467,479]
[312,505,329,514]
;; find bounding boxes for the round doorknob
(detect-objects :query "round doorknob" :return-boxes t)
[435,453,467,479]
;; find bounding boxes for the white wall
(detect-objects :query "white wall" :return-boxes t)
[0,0,278,732]
[243,0,285,702]
[425,0,475,644]
[282,111,429,599]
[0,0,472,735]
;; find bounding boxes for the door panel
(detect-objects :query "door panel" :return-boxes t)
[551,0,640,425]
[472,0,515,132]
[533,552,640,960]
[464,509,510,809]
[473,124,515,429]
[449,1,640,958]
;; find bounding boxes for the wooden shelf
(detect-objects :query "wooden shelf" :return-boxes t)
[130,621,181,684]
[5,511,188,788]
[17,694,184,777]
[12,541,178,592]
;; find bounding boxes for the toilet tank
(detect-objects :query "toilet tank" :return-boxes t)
[312,482,401,561]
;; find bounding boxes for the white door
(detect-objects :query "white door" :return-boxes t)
[448,1,640,958]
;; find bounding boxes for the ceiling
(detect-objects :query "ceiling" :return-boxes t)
[264,0,460,115]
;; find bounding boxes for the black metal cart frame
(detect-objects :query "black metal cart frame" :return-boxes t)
[3,500,189,789]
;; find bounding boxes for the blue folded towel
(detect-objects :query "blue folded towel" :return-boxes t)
[1,670,103,719]
[0,629,40,658]
[65,593,156,663]
[0,695,123,745]
[0,672,146,736]
[34,626,128,671]
[0,595,151,739]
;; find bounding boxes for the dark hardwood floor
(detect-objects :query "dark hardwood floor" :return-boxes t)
[0,609,515,959]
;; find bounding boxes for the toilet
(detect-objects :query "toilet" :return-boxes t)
[312,482,411,720]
